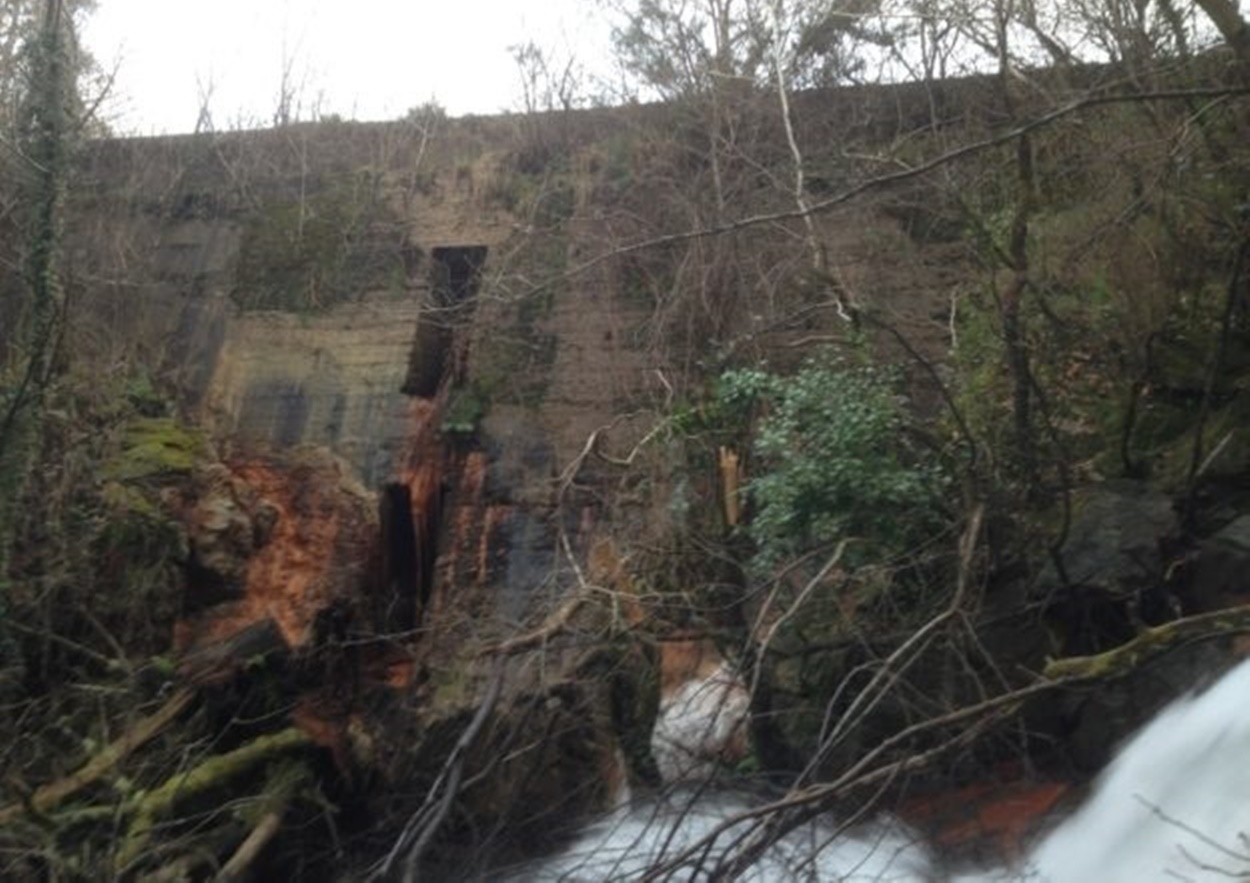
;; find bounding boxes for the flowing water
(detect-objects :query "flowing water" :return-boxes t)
[984,655,1250,882]
[510,657,1250,881]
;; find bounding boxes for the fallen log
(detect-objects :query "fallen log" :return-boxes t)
[177,618,288,686]
[117,727,312,872]
[1043,605,1250,681]
[0,687,196,825]
[215,761,310,882]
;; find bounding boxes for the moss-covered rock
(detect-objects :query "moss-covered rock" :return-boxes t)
[104,417,209,482]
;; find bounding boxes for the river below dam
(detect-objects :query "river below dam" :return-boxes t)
[499,657,1250,881]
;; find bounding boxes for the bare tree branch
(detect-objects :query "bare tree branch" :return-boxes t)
[555,84,1250,287]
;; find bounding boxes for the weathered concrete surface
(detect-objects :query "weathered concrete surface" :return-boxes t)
[204,295,421,485]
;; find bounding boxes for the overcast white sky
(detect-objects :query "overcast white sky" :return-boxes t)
[82,0,611,135]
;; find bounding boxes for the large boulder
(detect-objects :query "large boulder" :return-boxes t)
[1182,514,1250,613]
[1035,481,1181,652]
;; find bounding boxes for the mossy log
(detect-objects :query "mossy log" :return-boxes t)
[178,618,287,685]
[1043,605,1250,681]
[217,761,310,881]
[117,727,312,871]
[0,687,195,825]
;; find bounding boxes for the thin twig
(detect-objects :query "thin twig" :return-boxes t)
[372,663,505,882]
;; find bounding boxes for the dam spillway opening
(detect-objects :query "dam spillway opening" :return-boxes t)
[402,245,488,398]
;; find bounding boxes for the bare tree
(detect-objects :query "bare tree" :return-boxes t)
[1195,0,1250,60]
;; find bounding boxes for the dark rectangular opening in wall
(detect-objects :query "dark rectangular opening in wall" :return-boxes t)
[378,483,418,632]
[375,479,444,631]
[431,246,488,306]
[403,245,488,397]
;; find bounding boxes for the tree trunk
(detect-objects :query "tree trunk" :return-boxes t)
[1194,0,1250,62]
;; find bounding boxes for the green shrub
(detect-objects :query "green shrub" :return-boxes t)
[441,387,485,437]
[718,354,947,573]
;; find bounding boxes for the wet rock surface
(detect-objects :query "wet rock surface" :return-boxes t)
[175,447,376,663]
[1186,514,1250,612]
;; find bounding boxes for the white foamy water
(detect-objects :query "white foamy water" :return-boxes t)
[988,655,1250,882]
[514,658,1250,881]
[505,789,930,881]
[651,662,750,783]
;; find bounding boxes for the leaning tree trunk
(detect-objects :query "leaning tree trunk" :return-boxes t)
[0,0,72,661]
